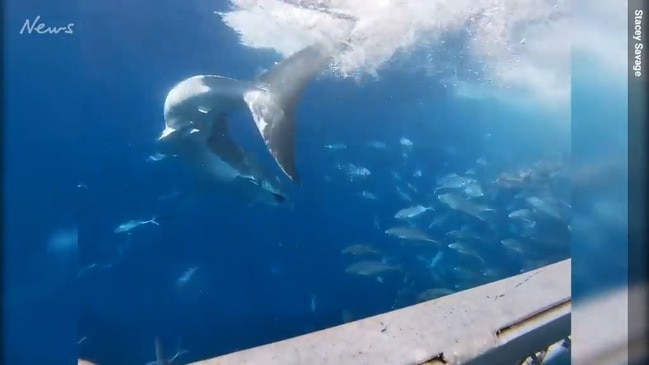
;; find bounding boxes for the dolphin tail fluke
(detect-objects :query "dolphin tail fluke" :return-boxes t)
[243,42,337,182]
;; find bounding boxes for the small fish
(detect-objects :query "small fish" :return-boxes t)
[451,266,483,281]
[345,164,371,177]
[416,288,455,302]
[146,152,167,162]
[114,217,159,234]
[197,105,211,114]
[359,190,378,200]
[399,137,414,147]
[494,174,527,189]
[508,209,532,220]
[509,209,537,230]
[324,143,346,150]
[526,196,566,220]
[438,193,495,221]
[427,251,444,269]
[482,268,503,280]
[373,214,381,229]
[501,239,525,254]
[427,215,448,229]
[522,219,537,230]
[463,182,484,198]
[447,242,484,262]
[310,294,317,313]
[177,267,199,287]
[341,244,381,256]
[396,187,412,202]
[435,173,475,193]
[394,205,432,220]
[367,141,387,149]
[345,260,399,276]
[445,229,481,240]
[431,250,444,265]
[413,169,423,177]
[78,262,113,278]
[385,226,439,243]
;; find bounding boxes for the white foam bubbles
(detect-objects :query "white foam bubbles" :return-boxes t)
[218,0,573,109]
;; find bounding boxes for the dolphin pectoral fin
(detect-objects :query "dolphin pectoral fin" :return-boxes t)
[158,126,176,141]
[204,114,249,168]
[243,43,335,182]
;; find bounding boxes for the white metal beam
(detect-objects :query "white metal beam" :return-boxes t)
[190,259,571,365]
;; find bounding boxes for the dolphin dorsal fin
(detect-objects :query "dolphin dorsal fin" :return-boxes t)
[243,42,335,182]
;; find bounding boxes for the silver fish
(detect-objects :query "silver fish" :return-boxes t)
[359,190,378,200]
[385,226,439,243]
[438,192,495,221]
[425,251,444,269]
[434,173,475,193]
[324,143,346,150]
[146,152,168,162]
[445,228,481,240]
[526,196,566,220]
[396,187,412,202]
[345,261,399,276]
[114,217,159,234]
[501,239,525,254]
[508,209,533,220]
[448,242,484,262]
[416,288,455,302]
[310,294,317,312]
[394,205,432,220]
[463,181,484,198]
[341,244,381,256]
[367,141,387,149]
[177,267,199,287]
[345,164,371,177]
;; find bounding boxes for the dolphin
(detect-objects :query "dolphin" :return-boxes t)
[157,42,336,205]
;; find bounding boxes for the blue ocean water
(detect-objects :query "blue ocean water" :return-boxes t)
[4,1,625,365]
